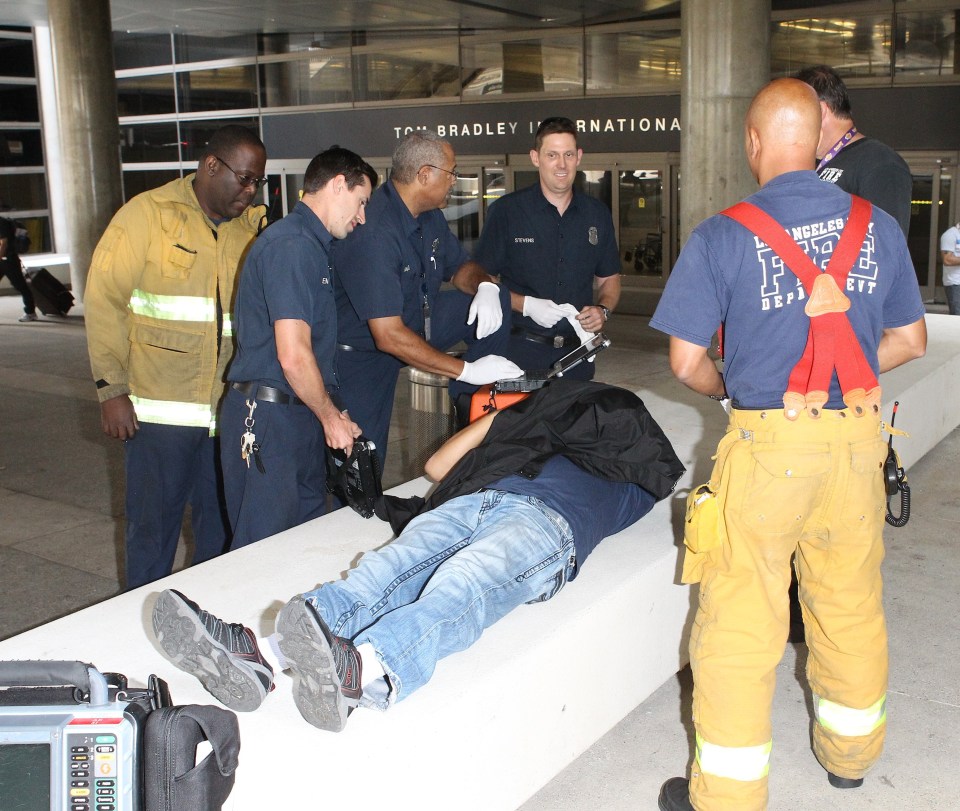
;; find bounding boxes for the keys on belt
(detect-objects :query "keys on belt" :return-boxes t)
[231,381,303,405]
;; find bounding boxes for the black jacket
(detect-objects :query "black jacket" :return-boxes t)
[375,380,685,535]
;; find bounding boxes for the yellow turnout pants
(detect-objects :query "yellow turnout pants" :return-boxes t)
[683,407,889,810]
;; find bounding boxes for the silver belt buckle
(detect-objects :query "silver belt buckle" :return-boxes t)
[553,335,565,349]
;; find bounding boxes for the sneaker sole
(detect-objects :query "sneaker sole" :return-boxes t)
[151,589,268,712]
[276,596,350,732]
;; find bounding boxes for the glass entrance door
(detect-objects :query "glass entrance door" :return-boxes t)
[904,154,957,305]
[442,157,505,255]
[619,168,665,283]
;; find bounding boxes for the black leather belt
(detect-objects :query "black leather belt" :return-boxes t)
[232,381,304,405]
[511,327,566,349]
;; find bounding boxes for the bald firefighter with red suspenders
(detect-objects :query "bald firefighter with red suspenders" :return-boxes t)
[650,79,927,810]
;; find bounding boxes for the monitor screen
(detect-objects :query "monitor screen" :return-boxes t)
[0,743,50,811]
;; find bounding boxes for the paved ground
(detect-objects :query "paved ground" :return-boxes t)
[1,293,957,809]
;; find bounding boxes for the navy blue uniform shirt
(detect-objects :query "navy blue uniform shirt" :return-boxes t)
[334,179,470,350]
[475,182,620,336]
[228,201,337,394]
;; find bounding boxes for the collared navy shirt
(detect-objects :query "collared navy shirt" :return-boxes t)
[475,182,620,334]
[228,201,338,393]
[334,179,469,350]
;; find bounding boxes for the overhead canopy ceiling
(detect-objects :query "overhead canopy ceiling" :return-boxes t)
[2,0,850,35]
[3,0,679,34]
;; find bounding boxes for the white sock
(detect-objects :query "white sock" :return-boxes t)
[356,642,385,683]
[262,633,287,672]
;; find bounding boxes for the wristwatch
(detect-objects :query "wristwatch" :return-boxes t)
[599,305,611,321]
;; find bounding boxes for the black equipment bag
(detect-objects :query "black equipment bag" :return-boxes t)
[143,704,240,811]
[25,267,74,316]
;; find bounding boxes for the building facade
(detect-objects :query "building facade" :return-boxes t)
[2,2,959,306]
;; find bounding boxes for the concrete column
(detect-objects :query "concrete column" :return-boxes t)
[260,35,299,108]
[47,0,122,302]
[680,0,770,243]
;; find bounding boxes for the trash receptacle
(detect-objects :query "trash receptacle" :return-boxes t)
[407,366,456,470]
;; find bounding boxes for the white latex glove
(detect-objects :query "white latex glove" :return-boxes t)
[557,304,595,346]
[467,281,503,339]
[522,296,567,328]
[456,355,524,385]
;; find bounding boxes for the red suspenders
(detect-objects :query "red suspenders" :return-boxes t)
[721,196,880,420]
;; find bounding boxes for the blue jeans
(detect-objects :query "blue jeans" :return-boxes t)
[303,490,577,707]
[945,283,960,315]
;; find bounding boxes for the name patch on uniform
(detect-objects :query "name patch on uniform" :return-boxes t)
[588,226,598,245]
[515,237,535,243]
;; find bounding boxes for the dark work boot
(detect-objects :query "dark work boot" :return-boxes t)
[658,777,695,810]
[828,772,864,789]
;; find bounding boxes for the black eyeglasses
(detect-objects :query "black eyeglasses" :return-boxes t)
[424,164,460,180]
[215,155,267,190]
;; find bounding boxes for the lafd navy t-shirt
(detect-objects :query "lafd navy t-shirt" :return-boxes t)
[650,171,924,409]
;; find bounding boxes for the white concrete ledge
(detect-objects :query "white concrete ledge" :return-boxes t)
[19,252,70,270]
[1,315,958,810]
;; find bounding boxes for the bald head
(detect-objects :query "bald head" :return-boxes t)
[744,78,821,185]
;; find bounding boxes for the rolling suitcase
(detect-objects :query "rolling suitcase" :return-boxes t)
[25,267,74,316]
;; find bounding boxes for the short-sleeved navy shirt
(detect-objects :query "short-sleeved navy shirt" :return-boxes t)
[474,183,620,335]
[228,201,338,394]
[489,454,655,574]
[333,180,469,350]
[650,171,925,409]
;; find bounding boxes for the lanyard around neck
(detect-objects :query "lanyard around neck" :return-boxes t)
[817,126,858,172]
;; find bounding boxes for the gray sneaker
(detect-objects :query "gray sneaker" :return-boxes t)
[18,312,39,322]
[151,589,274,712]
[276,595,362,732]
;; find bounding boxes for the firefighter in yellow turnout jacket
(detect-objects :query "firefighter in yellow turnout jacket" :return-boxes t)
[650,80,927,810]
[86,125,267,589]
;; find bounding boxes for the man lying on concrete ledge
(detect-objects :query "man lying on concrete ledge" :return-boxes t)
[149,380,684,732]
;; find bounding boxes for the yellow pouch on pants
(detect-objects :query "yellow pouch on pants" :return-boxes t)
[682,481,721,583]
